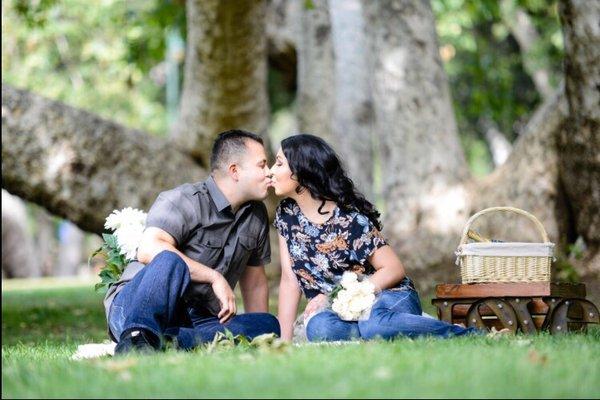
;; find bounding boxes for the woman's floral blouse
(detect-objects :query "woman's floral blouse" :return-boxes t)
[274,198,387,299]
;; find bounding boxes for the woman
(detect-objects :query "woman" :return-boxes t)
[270,134,479,342]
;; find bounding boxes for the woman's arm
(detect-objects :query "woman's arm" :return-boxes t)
[276,234,302,341]
[239,265,269,313]
[367,245,406,292]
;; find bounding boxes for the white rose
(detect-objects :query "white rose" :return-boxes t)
[340,272,358,289]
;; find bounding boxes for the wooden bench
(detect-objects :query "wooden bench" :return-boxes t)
[431,282,599,334]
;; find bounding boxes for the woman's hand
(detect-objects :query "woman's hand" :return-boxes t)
[303,293,329,321]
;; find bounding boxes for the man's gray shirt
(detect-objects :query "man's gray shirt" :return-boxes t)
[103,176,271,326]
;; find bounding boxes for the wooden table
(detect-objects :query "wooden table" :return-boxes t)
[431,282,599,334]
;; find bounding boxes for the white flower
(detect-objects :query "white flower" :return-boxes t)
[114,224,145,260]
[331,276,376,321]
[104,207,147,231]
[340,271,358,289]
[104,207,147,261]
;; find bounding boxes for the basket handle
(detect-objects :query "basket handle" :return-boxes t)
[459,206,549,246]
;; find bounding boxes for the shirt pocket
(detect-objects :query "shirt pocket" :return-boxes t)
[197,237,223,266]
[235,234,257,264]
[224,235,258,285]
[238,234,257,252]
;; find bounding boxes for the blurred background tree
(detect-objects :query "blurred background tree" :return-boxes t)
[2,0,596,302]
[3,0,564,171]
[2,0,185,136]
[433,0,564,175]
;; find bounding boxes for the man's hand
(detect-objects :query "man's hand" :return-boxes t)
[212,275,237,324]
[303,293,329,322]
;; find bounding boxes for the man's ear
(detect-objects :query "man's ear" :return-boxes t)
[228,163,239,181]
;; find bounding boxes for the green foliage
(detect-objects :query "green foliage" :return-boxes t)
[203,331,288,354]
[92,233,128,292]
[3,0,566,178]
[304,0,315,10]
[432,0,564,172]
[553,240,585,283]
[2,0,185,136]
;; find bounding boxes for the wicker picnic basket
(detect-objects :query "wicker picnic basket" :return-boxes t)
[455,207,554,284]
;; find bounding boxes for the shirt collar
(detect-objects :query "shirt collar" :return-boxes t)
[205,175,231,212]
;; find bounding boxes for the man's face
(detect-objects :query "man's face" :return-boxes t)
[237,139,271,201]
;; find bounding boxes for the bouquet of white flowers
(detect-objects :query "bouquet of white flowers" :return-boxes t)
[92,207,147,292]
[330,272,376,321]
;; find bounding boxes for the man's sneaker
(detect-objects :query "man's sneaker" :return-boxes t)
[115,328,162,355]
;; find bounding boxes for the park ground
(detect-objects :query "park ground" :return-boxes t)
[2,278,600,398]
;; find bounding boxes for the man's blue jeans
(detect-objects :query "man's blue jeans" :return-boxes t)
[108,250,280,350]
[306,284,480,341]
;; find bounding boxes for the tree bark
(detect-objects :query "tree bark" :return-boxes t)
[172,0,270,165]
[33,205,59,277]
[558,0,600,279]
[329,0,375,199]
[364,0,469,242]
[470,89,570,246]
[296,0,335,145]
[500,0,555,100]
[1,190,40,278]
[2,85,206,235]
[400,90,569,290]
[266,0,300,92]
[478,116,512,167]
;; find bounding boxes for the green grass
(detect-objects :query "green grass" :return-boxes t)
[2,279,600,398]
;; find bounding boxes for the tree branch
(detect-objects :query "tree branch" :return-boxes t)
[2,85,206,234]
[500,0,554,100]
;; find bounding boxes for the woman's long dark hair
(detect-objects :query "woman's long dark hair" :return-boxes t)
[281,134,382,231]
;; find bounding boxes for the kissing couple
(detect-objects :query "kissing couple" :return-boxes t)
[104,129,479,355]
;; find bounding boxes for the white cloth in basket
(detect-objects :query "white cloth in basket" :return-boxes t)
[456,242,554,258]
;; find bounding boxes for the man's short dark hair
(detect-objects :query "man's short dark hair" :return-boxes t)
[210,129,264,172]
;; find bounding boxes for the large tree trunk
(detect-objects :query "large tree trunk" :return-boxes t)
[296,0,376,198]
[33,205,59,277]
[558,0,600,280]
[266,0,300,92]
[1,190,40,278]
[401,90,569,290]
[361,0,575,293]
[364,0,469,248]
[296,0,335,144]
[2,85,206,234]
[172,0,269,165]
[471,88,570,245]
[329,0,375,199]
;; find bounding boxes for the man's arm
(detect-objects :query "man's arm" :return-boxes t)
[137,226,237,323]
[239,265,269,313]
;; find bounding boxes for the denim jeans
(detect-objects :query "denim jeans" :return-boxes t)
[305,279,480,341]
[108,250,280,350]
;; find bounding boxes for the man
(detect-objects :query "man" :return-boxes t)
[104,129,280,354]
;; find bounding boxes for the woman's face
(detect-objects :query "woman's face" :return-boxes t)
[269,148,299,197]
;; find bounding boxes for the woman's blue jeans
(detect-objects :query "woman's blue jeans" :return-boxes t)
[108,250,280,350]
[305,283,480,341]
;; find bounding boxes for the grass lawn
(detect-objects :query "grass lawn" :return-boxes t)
[2,278,600,398]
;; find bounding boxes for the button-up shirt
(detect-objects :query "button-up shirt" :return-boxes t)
[103,176,271,323]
